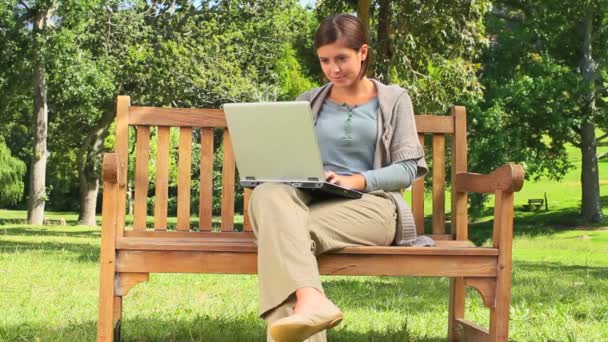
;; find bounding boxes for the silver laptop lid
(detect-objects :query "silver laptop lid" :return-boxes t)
[223,101,325,182]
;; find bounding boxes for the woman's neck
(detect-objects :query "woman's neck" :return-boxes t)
[329,77,377,105]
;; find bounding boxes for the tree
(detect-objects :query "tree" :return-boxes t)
[0,136,25,206]
[482,1,607,222]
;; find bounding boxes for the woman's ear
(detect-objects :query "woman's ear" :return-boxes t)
[359,44,369,61]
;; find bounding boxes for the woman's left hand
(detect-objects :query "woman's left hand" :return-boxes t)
[324,171,366,191]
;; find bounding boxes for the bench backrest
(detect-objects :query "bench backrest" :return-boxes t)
[112,96,468,241]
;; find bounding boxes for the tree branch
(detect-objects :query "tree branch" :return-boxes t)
[18,0,30,10]
[598,133,608,142]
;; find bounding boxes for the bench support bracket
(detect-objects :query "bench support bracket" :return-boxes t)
[464,277,496,309]
[115,272,150,297]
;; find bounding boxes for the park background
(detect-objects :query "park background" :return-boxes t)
[0,0,607,340]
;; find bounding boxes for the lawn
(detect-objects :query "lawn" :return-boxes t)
[0,143,607,341]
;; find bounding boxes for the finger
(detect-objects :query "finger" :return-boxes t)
[325,171,337,181]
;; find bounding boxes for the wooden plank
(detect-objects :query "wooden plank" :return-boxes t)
[115,96,130,238]
[449,277,467,341]
[490,190,514,341]
[133,126,150,231]
[116,237,496,256]
[97,157,119,342]
[451,106,468,240]
[455,319,490,342]
[154,127,170,231]
[415,115,454,133]
[454,164,525,194]
[199,128,214,231]
[243,188,253,231]
[412,134,425,234]
[432,134,446,234]
[125,230,255,239]
[116,251,498,277]
[426,233,454,241]
[177,127,192,231]
[220,129,235,231]
[129,106,227,127]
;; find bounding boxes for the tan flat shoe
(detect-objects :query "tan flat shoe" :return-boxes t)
[269,300,343,342]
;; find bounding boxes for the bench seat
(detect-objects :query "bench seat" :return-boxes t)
[114,237,498,277]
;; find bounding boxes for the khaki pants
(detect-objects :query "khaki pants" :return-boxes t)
[248,183,397,342]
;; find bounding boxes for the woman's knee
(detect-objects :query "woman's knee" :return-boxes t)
[250,183,297,208]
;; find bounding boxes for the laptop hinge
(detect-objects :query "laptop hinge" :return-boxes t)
[307,177,320,181]
[245,176,256,180]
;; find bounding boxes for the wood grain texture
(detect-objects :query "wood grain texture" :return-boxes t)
[199,128,214,231]
[489,190,514,341]
[133,127,150,231]
[243,188,253,231]
[455,319,490,342]
[97,164,119,342]
[129,106,226,127]
[116,251,497,277]
[454,163,525,194]
[154,127,170,231]
[415,115,455,133]
[432,134,446,234]
[115,96,130,238]
[177,127,192,231]
[412,134,425,234]
[220,129,235,231]
[115,273,149,296]
[451,106,468,241]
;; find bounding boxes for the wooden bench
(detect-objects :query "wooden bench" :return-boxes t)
[523,198,544,211]
[97,96,524,341]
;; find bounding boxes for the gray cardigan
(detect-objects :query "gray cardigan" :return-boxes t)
[296,78,434,246]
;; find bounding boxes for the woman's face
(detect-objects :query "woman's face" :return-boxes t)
[317,41,368,87]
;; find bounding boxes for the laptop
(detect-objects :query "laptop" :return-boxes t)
[223,101,363,199]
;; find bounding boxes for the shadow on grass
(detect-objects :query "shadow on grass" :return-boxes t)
[0,239,100,262]
[0,226,100,238]
[0,316,443,342]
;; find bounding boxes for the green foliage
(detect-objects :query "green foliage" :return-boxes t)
[0,136,26,206]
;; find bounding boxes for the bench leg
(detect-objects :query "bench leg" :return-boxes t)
[489,268,511,341]
[113,296,123,342]
[98,268,121,341]
[448,277,466,341]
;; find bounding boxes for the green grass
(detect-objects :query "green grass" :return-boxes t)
[0,220,606,341]
[1,140,606,341]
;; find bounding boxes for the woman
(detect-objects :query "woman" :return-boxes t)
[248,14,431,342]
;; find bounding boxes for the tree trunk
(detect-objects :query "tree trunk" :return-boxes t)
[79,170,99,226]
[375,0,393,83]
[78,110,114,226]
[357,0,372,38]
[27,40,48,225]
[579,13,603,223]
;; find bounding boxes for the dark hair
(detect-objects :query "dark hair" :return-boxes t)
[314,14,370,80]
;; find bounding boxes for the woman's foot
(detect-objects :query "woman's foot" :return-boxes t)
[270,296,343,342]
[293,287,332,315]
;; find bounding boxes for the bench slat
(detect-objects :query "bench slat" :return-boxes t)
[412,134,425,234]
[133,126,150,231]
[125,230,256,239]
[115,237,493,255]
[221,128,235,231]
[116,251,497,277]
[432,134,446,234]
[129,106,226,127]
[177,127,192,231]
[154,127,170,231]
[199,128,214,231]
[243,188,253,231]
[415,115,454,133]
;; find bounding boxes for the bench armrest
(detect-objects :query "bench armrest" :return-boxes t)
[454,163,524,194]
[102,153,120,185]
